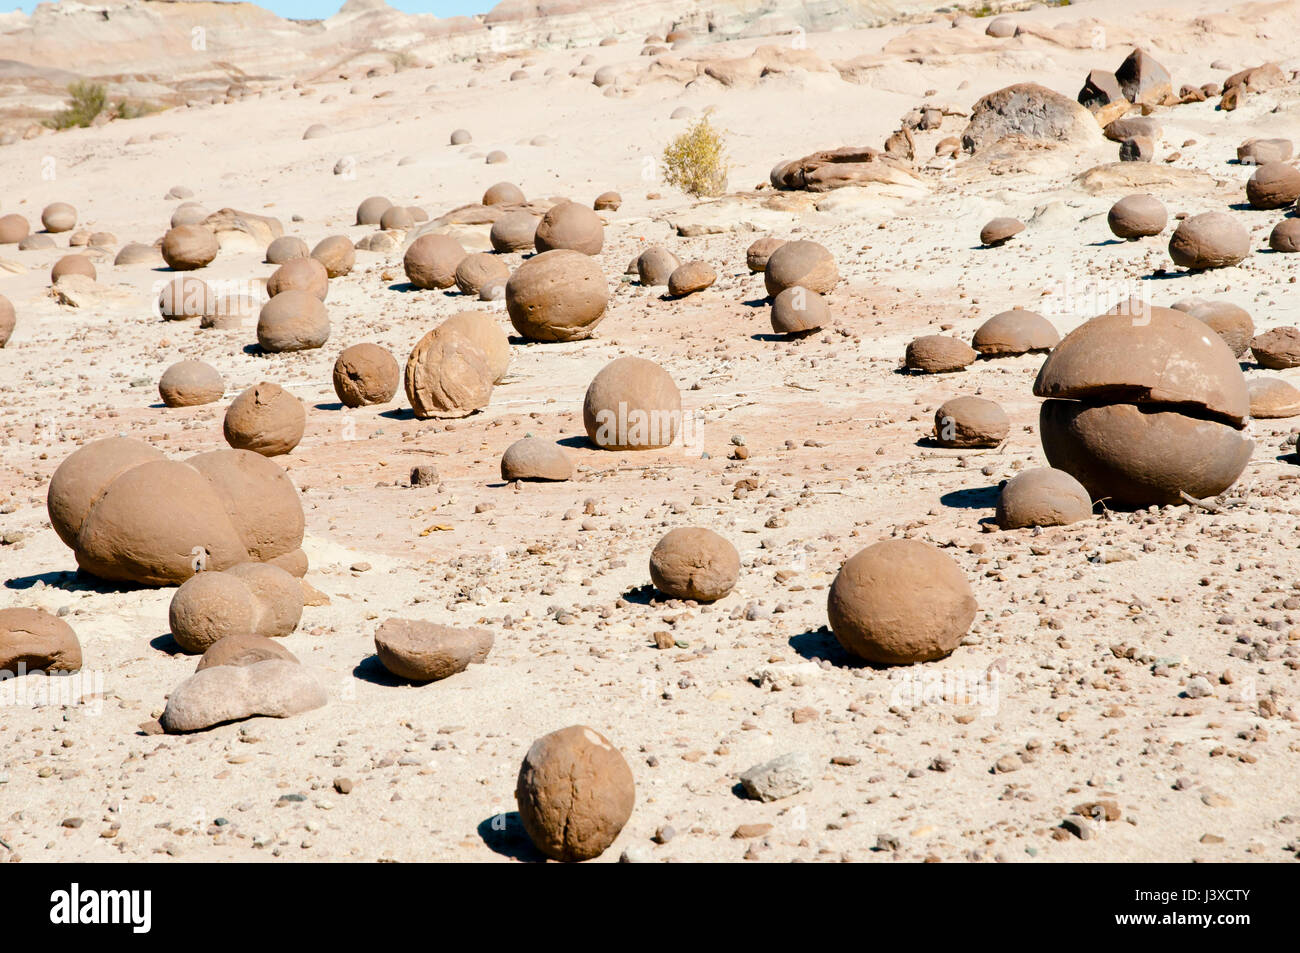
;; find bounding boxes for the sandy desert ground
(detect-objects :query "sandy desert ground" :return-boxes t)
[1,0,1300,863]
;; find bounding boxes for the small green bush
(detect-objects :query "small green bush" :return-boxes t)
[662,116,729,198]
[47,81,107,129]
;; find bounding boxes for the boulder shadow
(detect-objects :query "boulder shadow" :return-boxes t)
[1087,239,1125,247]
[741,297,770,308]
[386,282,425,293]
[378,407,415,421]
[556,434,593,449]
[351,654,407,687]
[5,570,145,595]
[476,812,547,862]
[940,485,1000,509]
[149,633,186,656]
[788,627,866,669]
[314,401,345,412]
[620,583,659,605]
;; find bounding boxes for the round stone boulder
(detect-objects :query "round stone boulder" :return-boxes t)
[649,527,739,602]
[506,249,607,342]
[667,261,716,297]
[0,294,14,347]
[996,468,1093,529]
[404,234,468,290]
[1107,194,1167,239]
[162,224,219,270]
[582,356,681,450]
[971,309,1058,356]
[159,360,224,407]
[515,725,635,862]
[455,252,510,297]
[934,396,1009,448]
[356,196,393,225]
[0,213,29,243]
[771,286,827,335]
[979,217,1024,246]
[257,290,330,353]
[636,246,680,286]
[483,182,525,206]
[534,201,604,256]
[1168,212,1250,270]
[746,237,785,273]
[265,235,309,264]
[267,257,329,301]
[333,343,399,407]
[1269,218,1300,253]
[311,235,355,278]
[223,382,306,456]
[764,240,838,296]
[1245,162,1300,209]
[827,539,977,665]
[373,617,493,682]
[500,437,573,481]
[1170,299,1254,357]
[41,202,77,233]
[490,211,539,253]
[0,607,82,675]
[1249,377,1300,418]
[50,255,95,283]
[906,335,977,373]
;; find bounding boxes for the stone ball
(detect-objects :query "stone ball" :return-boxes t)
[582,356,681,450]
[1168,212,1250,270]
[1107,194,1167,239]
[170,203,209,228]
[223,382,306,456]
[486,150,509,165]
[971,309,1059,356]
[450,129,472,145]
[356,196,393,225]
[1245,162,1300,209]
[379,205,415,231]
[746,237,785,273]
[1269,218,1300,253]
[311,235,355,277]
[186,448,305,567]
[764,240,838,296]
[404,233,468,289]
[265,235,309,264]
[934,396,1009,448]
[771,286,828,335]
[906,335,977,373]
[440,311,510,383]
[827,539,977,665]
[1249,377,1300,418]
[404,319,496,420]
[979,217,1024,246]
[267,256,329,301]
[636,246,680,286]
[0,213,30,243]
[50,255,95,283]
[490,211,539,253]
[159,360,225,407]
[649,527,739,601]
[1171,299,1254,356]
[534,201,604,256]
[41,202,77,233]
[0,607,82,675]
[483,182,526,206]
[455,252,510,297]
[257,290,330,353]
[196,632,299,672]
[667,261,716,297]
[500,437,573,481]
[168,571,259,654]
[996,468,1093,529]
[333,343,399,407]
[115,242,163,266]
[47,437,167,548]
[515,725,635,862]
[157,276,215,320]
[594,191,622,211]
[506,249,608,342]
[161,224,219,270]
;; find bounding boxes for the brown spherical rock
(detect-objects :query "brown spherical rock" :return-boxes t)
[934,396,1009,448]
[483,182,526,206]
[1107,194,1167,239]
[500,437,573,481]
[1171,299,1254,356]
[485,150,508,165]
[771,286,827,335]
[1269,218,1300,252]
[41,202,77,233]
[649,527,739,602]
[373,618,493,682]
[667,260,716,297]
[490,211,539,253]
[265,235,309,264]
[47,437,167,548]
[1249,377,1300,418]
[170,203,209,228]
[515,725,635,862]
[1238,138,1293,165]
[161,224,219,270]
[379,206,415,231]
[404,320,496,419]
[403,233,468,290]
[971,309,1059,356]
[1245,162,1300,210]
[1251,327,1300,369]
[636,246,680,286]
[50,255,95,283]
[1038,399,1252,506]
[186,449,305,568]
[311,235,355,277]
[439,311,511,382]
[996,468,1093,529]
[0,294,14,347]
[746,237,785,273]
[169,562,302,654]
[594,191,622,211]
[257,290,330,353]
[979,217,1024,246]
[827,539,977,665]
[333,343,399,407]
[906,335,977,373]
[534,201,604,256]
[0,608,82,675]
[196,633,298,672]
[159,360,224,407]
[356,196,393,225]
[1168,212,1250,270]
[583,356,681,450]
[115,242,163,265]
[0,213,29,243]
[455,252,510,296]
[450,129,472,145]
[157,276,215,320]
[267,256,329,301]
[506,249,607,342]
[223,382,306,456]
[763,240,837,296]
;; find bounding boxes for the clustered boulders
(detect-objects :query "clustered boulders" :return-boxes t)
[47,438,305,586]
[405,312,511,418]
[169,562,304,654]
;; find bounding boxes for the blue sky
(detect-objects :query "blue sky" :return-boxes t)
[12,1,495,17]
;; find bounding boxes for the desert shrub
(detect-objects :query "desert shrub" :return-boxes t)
[47,81,107,129]
[662,116,729,198]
